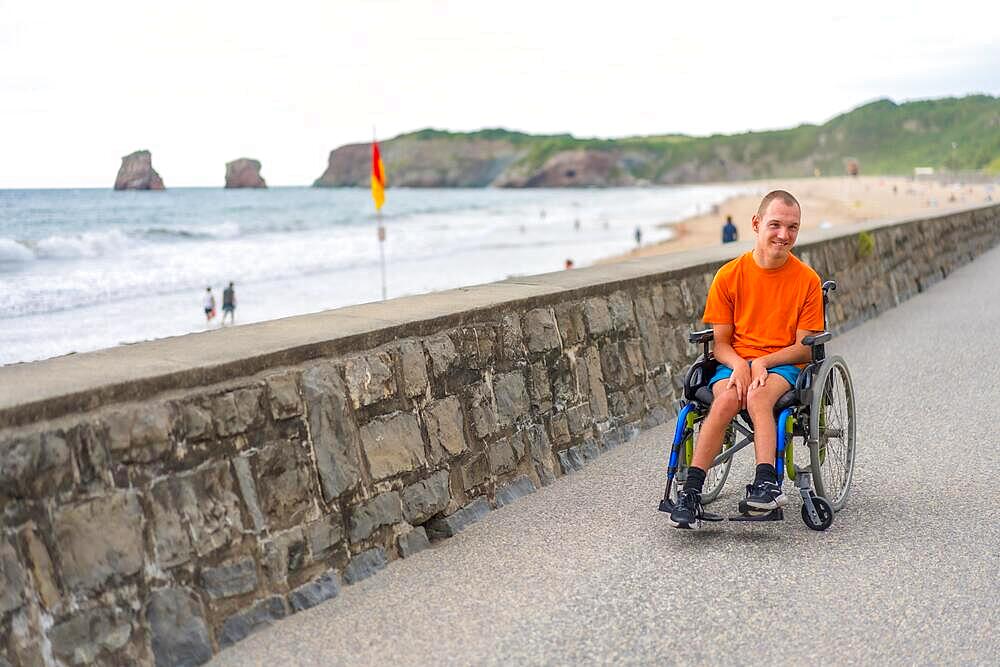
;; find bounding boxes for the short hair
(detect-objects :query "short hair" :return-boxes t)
[756,190,800,220]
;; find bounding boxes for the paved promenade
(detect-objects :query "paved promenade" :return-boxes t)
[213,245,1000,665]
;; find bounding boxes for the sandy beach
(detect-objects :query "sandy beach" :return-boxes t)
[598,176,997,263]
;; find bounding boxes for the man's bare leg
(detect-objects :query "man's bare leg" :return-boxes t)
[745,375,792,466]
[690,382,742,471]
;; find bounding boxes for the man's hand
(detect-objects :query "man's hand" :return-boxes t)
[748,358,769,391]
[726,362,751,402]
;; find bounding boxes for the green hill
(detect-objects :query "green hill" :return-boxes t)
[314,95,1000,187]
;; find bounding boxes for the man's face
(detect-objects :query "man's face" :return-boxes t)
[752,199,800,263]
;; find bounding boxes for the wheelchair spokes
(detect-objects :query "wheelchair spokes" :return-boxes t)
[809,357,857,511]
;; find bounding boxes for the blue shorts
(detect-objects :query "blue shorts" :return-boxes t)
[710,361,800,388]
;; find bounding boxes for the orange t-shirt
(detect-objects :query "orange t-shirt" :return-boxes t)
[702,252,824,360]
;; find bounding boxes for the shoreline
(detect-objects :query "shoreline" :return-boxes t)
[596,175,997,264]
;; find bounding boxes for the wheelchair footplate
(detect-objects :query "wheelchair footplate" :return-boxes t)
[729,499,784,522]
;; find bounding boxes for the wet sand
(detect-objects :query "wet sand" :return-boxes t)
[597,176,997,264]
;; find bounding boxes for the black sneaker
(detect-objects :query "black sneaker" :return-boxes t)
[669,488,704,529]
[745,479,788,510]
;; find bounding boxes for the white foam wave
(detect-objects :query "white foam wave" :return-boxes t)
[34,229,132,259]
[0,238,34,263]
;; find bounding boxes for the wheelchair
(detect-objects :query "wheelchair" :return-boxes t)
[658,281,857,531]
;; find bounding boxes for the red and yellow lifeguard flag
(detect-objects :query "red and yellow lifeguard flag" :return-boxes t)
[371,141,386,211]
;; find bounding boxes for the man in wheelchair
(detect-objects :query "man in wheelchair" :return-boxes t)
[670,190,826,530]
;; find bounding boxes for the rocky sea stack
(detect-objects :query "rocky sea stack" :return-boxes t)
[225,158,267,188]
[114,150,165,190]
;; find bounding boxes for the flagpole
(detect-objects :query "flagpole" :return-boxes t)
[374,126,387,301]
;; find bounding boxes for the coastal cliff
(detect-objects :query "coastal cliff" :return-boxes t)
[225,158,267,188]
[313,95,1000,188]
[114,150,165,190]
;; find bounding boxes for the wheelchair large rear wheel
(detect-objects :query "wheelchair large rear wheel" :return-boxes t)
[808,356,857,511]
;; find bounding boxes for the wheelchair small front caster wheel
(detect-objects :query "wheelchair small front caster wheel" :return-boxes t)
[801,495,833,531]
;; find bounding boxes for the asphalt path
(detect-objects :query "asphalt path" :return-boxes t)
[213,245,1000,666]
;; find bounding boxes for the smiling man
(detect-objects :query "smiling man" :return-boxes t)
[670,190,825,529]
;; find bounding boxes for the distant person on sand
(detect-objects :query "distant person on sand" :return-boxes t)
[635,226,642,245]
[203,287,216,323]
[222,281,237,325]
[565,258,574,270]
[722,215,738,243]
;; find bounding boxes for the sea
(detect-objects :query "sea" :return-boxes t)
[0,185,751,365]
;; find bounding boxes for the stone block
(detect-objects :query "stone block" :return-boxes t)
[554,302,586,347]
[108,403,172,462]
[425,497,491,539]
[600,342,629,388]
[548,413,571,446]
[359,412,427,481]
[219,596,287,649]
[401,470,451,524]
[18,524,60,612]
[343,547,387,584]
[643,406,670,429]
[266,371,303,420]
[397,341,430,397]
[201,557,258,599]
[608,391,627,418]
[288,570,341,612]
[232,455,266,534]
[624,339,646,378]
[344,352,396,408]
[302,364,363,502]
[493,371,529,427]
[0,539,25,615]
[487,438,518,475]
[349,491,403,543]
[305,514,345,561]
[67,419,110,488]
[0,429,73,499]
[579,439,601,463]
[528,362,553,414]
[583,297,613,336]
[150,462,245,567]
[424,334,458,377]
[663,282,684,319]
[566,404,593,436]
[397,527,430,558]
[524,307,561,352]
[460,454,491,491]
[464,381,498,440]
[608,291,636,332]
[178,400,215,441]
[54,491,144,592]
[558,447,584,474]
[550,355,576,408]
[496,476,536,508]
[635,296,666,366]
[584,346,610,421]
[254,439,319,531]
[498,313,526,362]
[260,528,306,587]
[423,396,469,461]
[48,607,133,665]
[146,588,213,667]
[233,386,266,431]
[211,392,245,437]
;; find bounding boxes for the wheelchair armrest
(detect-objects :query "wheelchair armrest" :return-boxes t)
[688,329,714,344]
[802,331,832,346]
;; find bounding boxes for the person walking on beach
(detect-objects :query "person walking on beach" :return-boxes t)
[203,287,216,324]
[222,281,237,325]
[634,226,642,245]
[722,214,738,243]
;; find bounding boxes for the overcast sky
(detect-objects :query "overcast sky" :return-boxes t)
[2,0,998,188]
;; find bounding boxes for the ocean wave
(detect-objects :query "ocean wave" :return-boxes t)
[0,238,34,263]
[138,220,241,240]
[34,229,132,259]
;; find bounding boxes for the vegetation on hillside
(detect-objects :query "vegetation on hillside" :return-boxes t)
[395,95,1000,177]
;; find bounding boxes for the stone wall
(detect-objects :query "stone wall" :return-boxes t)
[1,204,998,666]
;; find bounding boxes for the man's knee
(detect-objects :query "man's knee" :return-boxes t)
[746,389,777,415]
[710,389,741,420]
